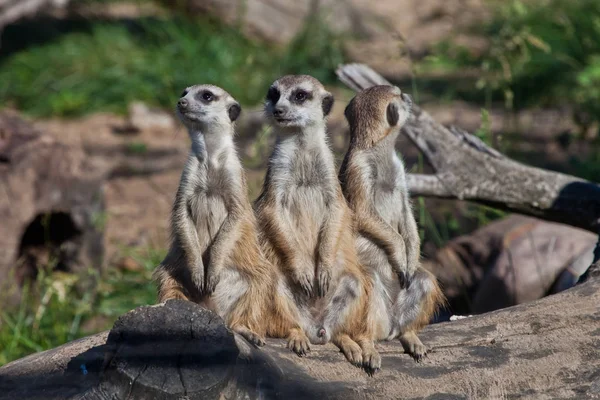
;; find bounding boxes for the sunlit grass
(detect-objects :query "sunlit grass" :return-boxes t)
[0,14,344,117]
[0,248,163,366]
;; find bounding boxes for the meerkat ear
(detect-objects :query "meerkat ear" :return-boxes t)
[386,102,399,126]
[228,103,241,122]
[343,102,352,122]
[322,93,334,116]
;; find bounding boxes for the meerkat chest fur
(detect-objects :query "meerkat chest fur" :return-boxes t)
[272,133,337,248]
[183,133,240,250]
[367,133,409,225]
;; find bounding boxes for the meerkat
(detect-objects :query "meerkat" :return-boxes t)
[339,85,445,360]
[254,75,381,373]
[153,84,311,353]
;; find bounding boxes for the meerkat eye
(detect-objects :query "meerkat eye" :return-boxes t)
[295,90,308,102]
[180,89,188,98]
[202,91,213,102]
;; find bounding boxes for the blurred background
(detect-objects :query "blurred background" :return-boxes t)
[1,0,599,366]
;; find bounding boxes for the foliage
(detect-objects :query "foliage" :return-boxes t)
[0,14,344,117]
[0,248,162,366]
[279,11,346,84]
[424,0,600,131]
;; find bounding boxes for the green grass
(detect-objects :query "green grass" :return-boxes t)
[0,248,163,366]
[420,0,600,130]
[0,14,344,117]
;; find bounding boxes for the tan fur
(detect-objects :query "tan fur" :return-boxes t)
[254,75,381,373]
[339,85,445,361]
[153,84,306,348]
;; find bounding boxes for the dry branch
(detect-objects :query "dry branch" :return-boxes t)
[0,0,68,30]
[336,63,600,234]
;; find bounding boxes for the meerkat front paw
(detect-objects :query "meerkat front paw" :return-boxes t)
[292,268,314,297]
[204,268,221,295]
[339,340,363,367]
[362,349,382,376]
[400,331,427,362]
[396,270,411,289]
[316,265,332,297]
[234,326,266,347]
[191,262,205,292]
[287,329,311,357]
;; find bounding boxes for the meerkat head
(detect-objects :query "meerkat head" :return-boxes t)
[176,84,241,134]
[344,85,412,149]
[264,75,334,130]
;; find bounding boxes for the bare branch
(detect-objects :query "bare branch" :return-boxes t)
[0,0,69,29]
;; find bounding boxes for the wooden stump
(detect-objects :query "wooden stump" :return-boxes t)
[0,111,105,304]
[87,300,239,399]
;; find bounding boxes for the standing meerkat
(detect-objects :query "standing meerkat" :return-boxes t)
[254,75,381,373]
[339,85,445,360]
[153,84,311,352]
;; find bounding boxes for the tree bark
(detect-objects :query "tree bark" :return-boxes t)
[0,111,105,306]
[1,281,599,399]
[336,63,600,235]
[0,0,69,30]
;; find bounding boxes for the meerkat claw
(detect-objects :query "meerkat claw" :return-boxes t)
[204,274,220,295]
[317,268,331,297]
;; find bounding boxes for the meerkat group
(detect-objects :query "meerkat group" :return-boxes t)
[153,75,444,375]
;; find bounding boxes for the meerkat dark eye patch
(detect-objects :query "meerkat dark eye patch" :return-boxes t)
[228,103,241,122]
[267,87,280,104]
[291,89,312,104]
[180,89,189,98]
[386,102,399,126]
[196,90,216,103]
[322,93,334,116]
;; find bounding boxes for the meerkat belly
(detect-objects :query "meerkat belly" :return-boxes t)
[287,183,342,342]
[286,184,327,254]
[190,191,228,253]
[373,185,402,225]
[358,183,404,339]
[356,235,401,339]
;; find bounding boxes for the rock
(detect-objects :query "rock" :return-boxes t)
[425,215,597,316]
[127,102,176,133]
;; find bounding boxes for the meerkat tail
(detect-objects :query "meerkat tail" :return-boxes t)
[397,267,445,333]
[153,265,190,302]
[225,278,269,342]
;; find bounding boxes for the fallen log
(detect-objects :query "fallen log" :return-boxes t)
[0,0,69,32]
[1,278,599,399]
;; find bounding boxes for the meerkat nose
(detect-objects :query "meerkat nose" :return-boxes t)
[317,328,326,337]
[273,105,287,116]
[178,98,188,110]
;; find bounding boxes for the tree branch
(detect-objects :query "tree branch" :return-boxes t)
[337,63,600,233]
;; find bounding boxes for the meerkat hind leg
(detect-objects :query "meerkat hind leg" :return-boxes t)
[333,333,363,367]
[357,338,381,375]
[287,328,311,356]
[400,330,427,362]
[155,268,190,302]
[232,325,266,347]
